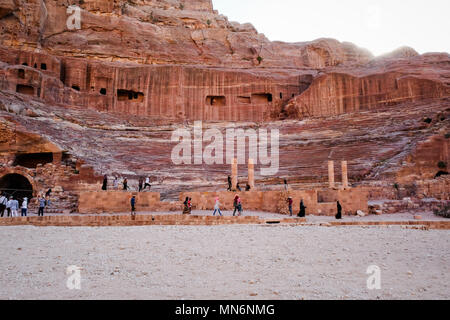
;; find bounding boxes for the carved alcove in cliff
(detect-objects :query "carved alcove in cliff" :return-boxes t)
[13,152,54,169]
[117,89,144,102]
[16,84,34,96]
[251,93,273,104]
[0,173,34,201]
[206,96,226,106]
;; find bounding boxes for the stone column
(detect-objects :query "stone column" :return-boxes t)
[232,158,238,190]
[248,158,255,190]
[328,160,335,189]
[341,161,349,189]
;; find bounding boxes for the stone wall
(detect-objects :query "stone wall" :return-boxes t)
[76,187,368,216]
[180,187,368,216]
[77,191,181,214]
[416,177,450,200]
[396,135,450,183]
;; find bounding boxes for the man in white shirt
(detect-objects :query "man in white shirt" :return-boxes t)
[0,194,7,217]
[21,197,28,217]
[10,197,19,217]
[143,176,151,190]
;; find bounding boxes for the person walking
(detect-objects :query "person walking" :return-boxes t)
[227,176,232,191]
[21,197,28,217]
[188,198,192,214]
[182,197,190,215]
[102,175,108,191]
[138,178,144,192]
[38,195,46,217]
[298,199,307,218]
[335,201,342,220]
[213,197,223,216]
[143,176,151,191]
[113,176,119,190]
[287,197,293,216]
[130,196,136,216]
[10,197,19,217]
[284,179,289,191]
[0,193,7,217]
[123,178,129,191]
[233,195,239,216]
[233,195,243,216]
[237,196,243,216]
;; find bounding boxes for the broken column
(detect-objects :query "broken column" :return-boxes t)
[248,158,255,190]
[328,160,335,188]
[232,158,238,190]
[341,161,349,189]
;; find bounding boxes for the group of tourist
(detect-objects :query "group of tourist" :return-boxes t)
[130,195,246,216]
[180,195,244,217]
[286,197,342,219]
[0,193,47,217]
[286,197,307,217]
[227,176,251,192]
[102,175,152,192]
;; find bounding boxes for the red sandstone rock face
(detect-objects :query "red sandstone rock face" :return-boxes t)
[284,53,450,119]
[1,87,448,200]
[0,45,314,121]
[1,0,445,124]
[0,0,371,68]
[396,135,450,183]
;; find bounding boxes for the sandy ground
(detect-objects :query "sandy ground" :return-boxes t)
[0,223,449,300]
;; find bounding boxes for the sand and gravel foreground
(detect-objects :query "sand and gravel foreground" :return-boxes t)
[0,224,448,300]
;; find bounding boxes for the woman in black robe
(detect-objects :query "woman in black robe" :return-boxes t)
[298,200,307,217]
[102,175,108,190]
[335,201,342,220]
[182,197,190,215]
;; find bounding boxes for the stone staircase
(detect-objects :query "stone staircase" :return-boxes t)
[28,191,79,214]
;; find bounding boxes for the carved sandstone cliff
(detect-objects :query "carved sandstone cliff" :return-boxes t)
[0,0,372,68]
[284,53,450,119]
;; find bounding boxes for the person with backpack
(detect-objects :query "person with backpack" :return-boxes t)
[233,195,243,216]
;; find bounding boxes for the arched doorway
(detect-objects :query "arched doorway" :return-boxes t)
[0,173,34,202]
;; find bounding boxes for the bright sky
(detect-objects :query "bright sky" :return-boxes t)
[212,0,450,56]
